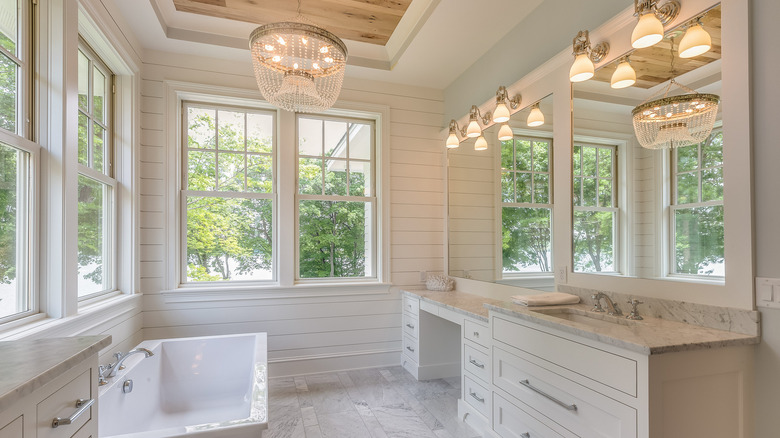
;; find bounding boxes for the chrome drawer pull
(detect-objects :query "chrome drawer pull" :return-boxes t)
[406,323,415,329]
[473,331,480,338]
[469,391,485,403]
[406,346,415,352]
[469,358,485,369]
[521,433,531,438]
[52,398,94,428]
[519,379,577,411]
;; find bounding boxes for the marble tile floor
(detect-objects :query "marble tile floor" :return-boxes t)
[262,366,482,438]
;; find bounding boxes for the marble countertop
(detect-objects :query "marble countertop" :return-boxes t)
[402,289,759,355]
[0,335,111,412]
[402,289,505,322]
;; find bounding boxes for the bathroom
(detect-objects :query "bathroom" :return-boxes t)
[0,0,778,437]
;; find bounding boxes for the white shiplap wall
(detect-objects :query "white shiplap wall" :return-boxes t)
[138,52,445,376]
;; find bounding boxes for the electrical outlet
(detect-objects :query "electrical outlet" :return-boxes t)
[419,271,427,282]
[557,266,567,284]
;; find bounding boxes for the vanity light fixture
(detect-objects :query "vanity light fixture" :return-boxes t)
[678,19,711,58]
[466,105,492,138]
[474,135,488,151]
[611,57,637,89]
[631,0,680,49]
[498,123,514,141]
[526,103,545,127]
[446,119,462,148]
[492,86,522,123]
[569,30,609,82]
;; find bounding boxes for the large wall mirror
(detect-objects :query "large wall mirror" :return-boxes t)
[447,95,555,290]
[571,5,722,279]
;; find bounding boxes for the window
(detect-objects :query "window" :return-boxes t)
[77,42,115,298]
[182,102,275,283]
[297,115,375,280]
[573,143,617,273]
[500,136,552,273]
[0,0,28,136]
[671,129,724,276]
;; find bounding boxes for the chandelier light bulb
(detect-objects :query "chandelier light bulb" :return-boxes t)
[474,135,488,151]
[631,12,665,48]
[493,102,511,123]
[569,53,595,82]
[498,123,514,141]
[678,23,712,58]
[611,60,637,89]
[527,104,545,127]
[446,132,460,148]
[466,119,482,138]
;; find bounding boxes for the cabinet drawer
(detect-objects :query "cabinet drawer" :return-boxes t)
[464,319,488,347]
[463,344,489,384]
[0,416,23,438]
[402,313,419,339]
[494,393,568,438]
[403,295,419,316]
[493,316,636,396]
[37,369,93,438]
[494,347,636,438]
[463,375,490,418]
[402,335,419,363]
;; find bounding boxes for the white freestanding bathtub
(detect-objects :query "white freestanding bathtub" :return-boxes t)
[98,333,268,438]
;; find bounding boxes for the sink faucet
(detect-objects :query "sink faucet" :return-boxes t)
[98,348,154,386]
[591,292,622,316]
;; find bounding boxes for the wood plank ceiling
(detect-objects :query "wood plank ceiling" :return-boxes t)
[593,7,721,88]
[172,0,413,45]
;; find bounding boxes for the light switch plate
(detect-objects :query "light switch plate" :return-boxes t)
[756,277,780,309]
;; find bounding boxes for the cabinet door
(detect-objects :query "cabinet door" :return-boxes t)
[0,416,23,438]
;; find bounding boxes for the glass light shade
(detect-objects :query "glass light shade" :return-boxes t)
[631,13,664,48]
[527,106,545,127]
[569,53,595,82]
[466,119,482,138]
[446,132,460,148]
[474,135,488,151]
[493,102,511,123]
[498,123,513,141]
[678,24,712,58]
[611,61,637,89]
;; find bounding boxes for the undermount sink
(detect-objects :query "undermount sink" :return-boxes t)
[530,307,638,328]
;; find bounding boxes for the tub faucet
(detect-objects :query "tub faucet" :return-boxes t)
[591,292,622,316]
[99,348,154,385]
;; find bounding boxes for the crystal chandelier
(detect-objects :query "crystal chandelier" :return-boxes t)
[631,37,719,149]
[249,2,347,113]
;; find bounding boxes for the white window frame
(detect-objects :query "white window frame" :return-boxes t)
[76,39,116,300]
[499,133,554,277]
[294,113,377,283]
[179,101,277,286]
[0,0,32,139]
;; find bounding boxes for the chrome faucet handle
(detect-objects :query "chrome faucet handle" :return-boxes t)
[626,298,644,320]
[591,294,605,312]
[98,365,109,386]
[114,352,127,370]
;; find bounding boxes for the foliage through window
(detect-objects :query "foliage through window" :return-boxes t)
[0,142,31,320]
[183,103,275,283]
[573,144,617,273]
[500,136,552,273]
[0,0,26,135]
[671,129,724,276]
[77,42,115,297]
[297,115,375,279]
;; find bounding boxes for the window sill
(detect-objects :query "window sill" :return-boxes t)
[162,282,394,303]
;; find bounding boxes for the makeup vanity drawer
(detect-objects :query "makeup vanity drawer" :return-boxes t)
[464,319,488,347]
[463,344,489,384]
[37,369,93,438]
[402,312,419,339]
[403,295,419,316]
[463,375,490,419]
[402,335,419,363]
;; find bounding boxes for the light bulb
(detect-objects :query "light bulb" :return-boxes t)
[493,102,510,123]
[678,23,712,58]
[527,105,545,127]
[611,60,636,89]
[474,135,488,151]
[264,44,275,51]
[446,132,460,148]
[631,12,664,48]
[466,119,481,138]
[569,53,595,82]
[498,123,513,141]
[277,36,286,46]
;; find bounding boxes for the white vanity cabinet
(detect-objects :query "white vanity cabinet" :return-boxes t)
[400,294,462,380]
[0,336,110,438]
[490,313,754,438]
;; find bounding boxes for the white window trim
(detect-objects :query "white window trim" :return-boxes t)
[164,81,391,296]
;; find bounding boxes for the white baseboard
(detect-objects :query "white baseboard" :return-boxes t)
[400,353,460,381]
[268,349,400,377]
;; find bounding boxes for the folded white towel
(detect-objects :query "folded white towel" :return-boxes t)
[511,292,581,307]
